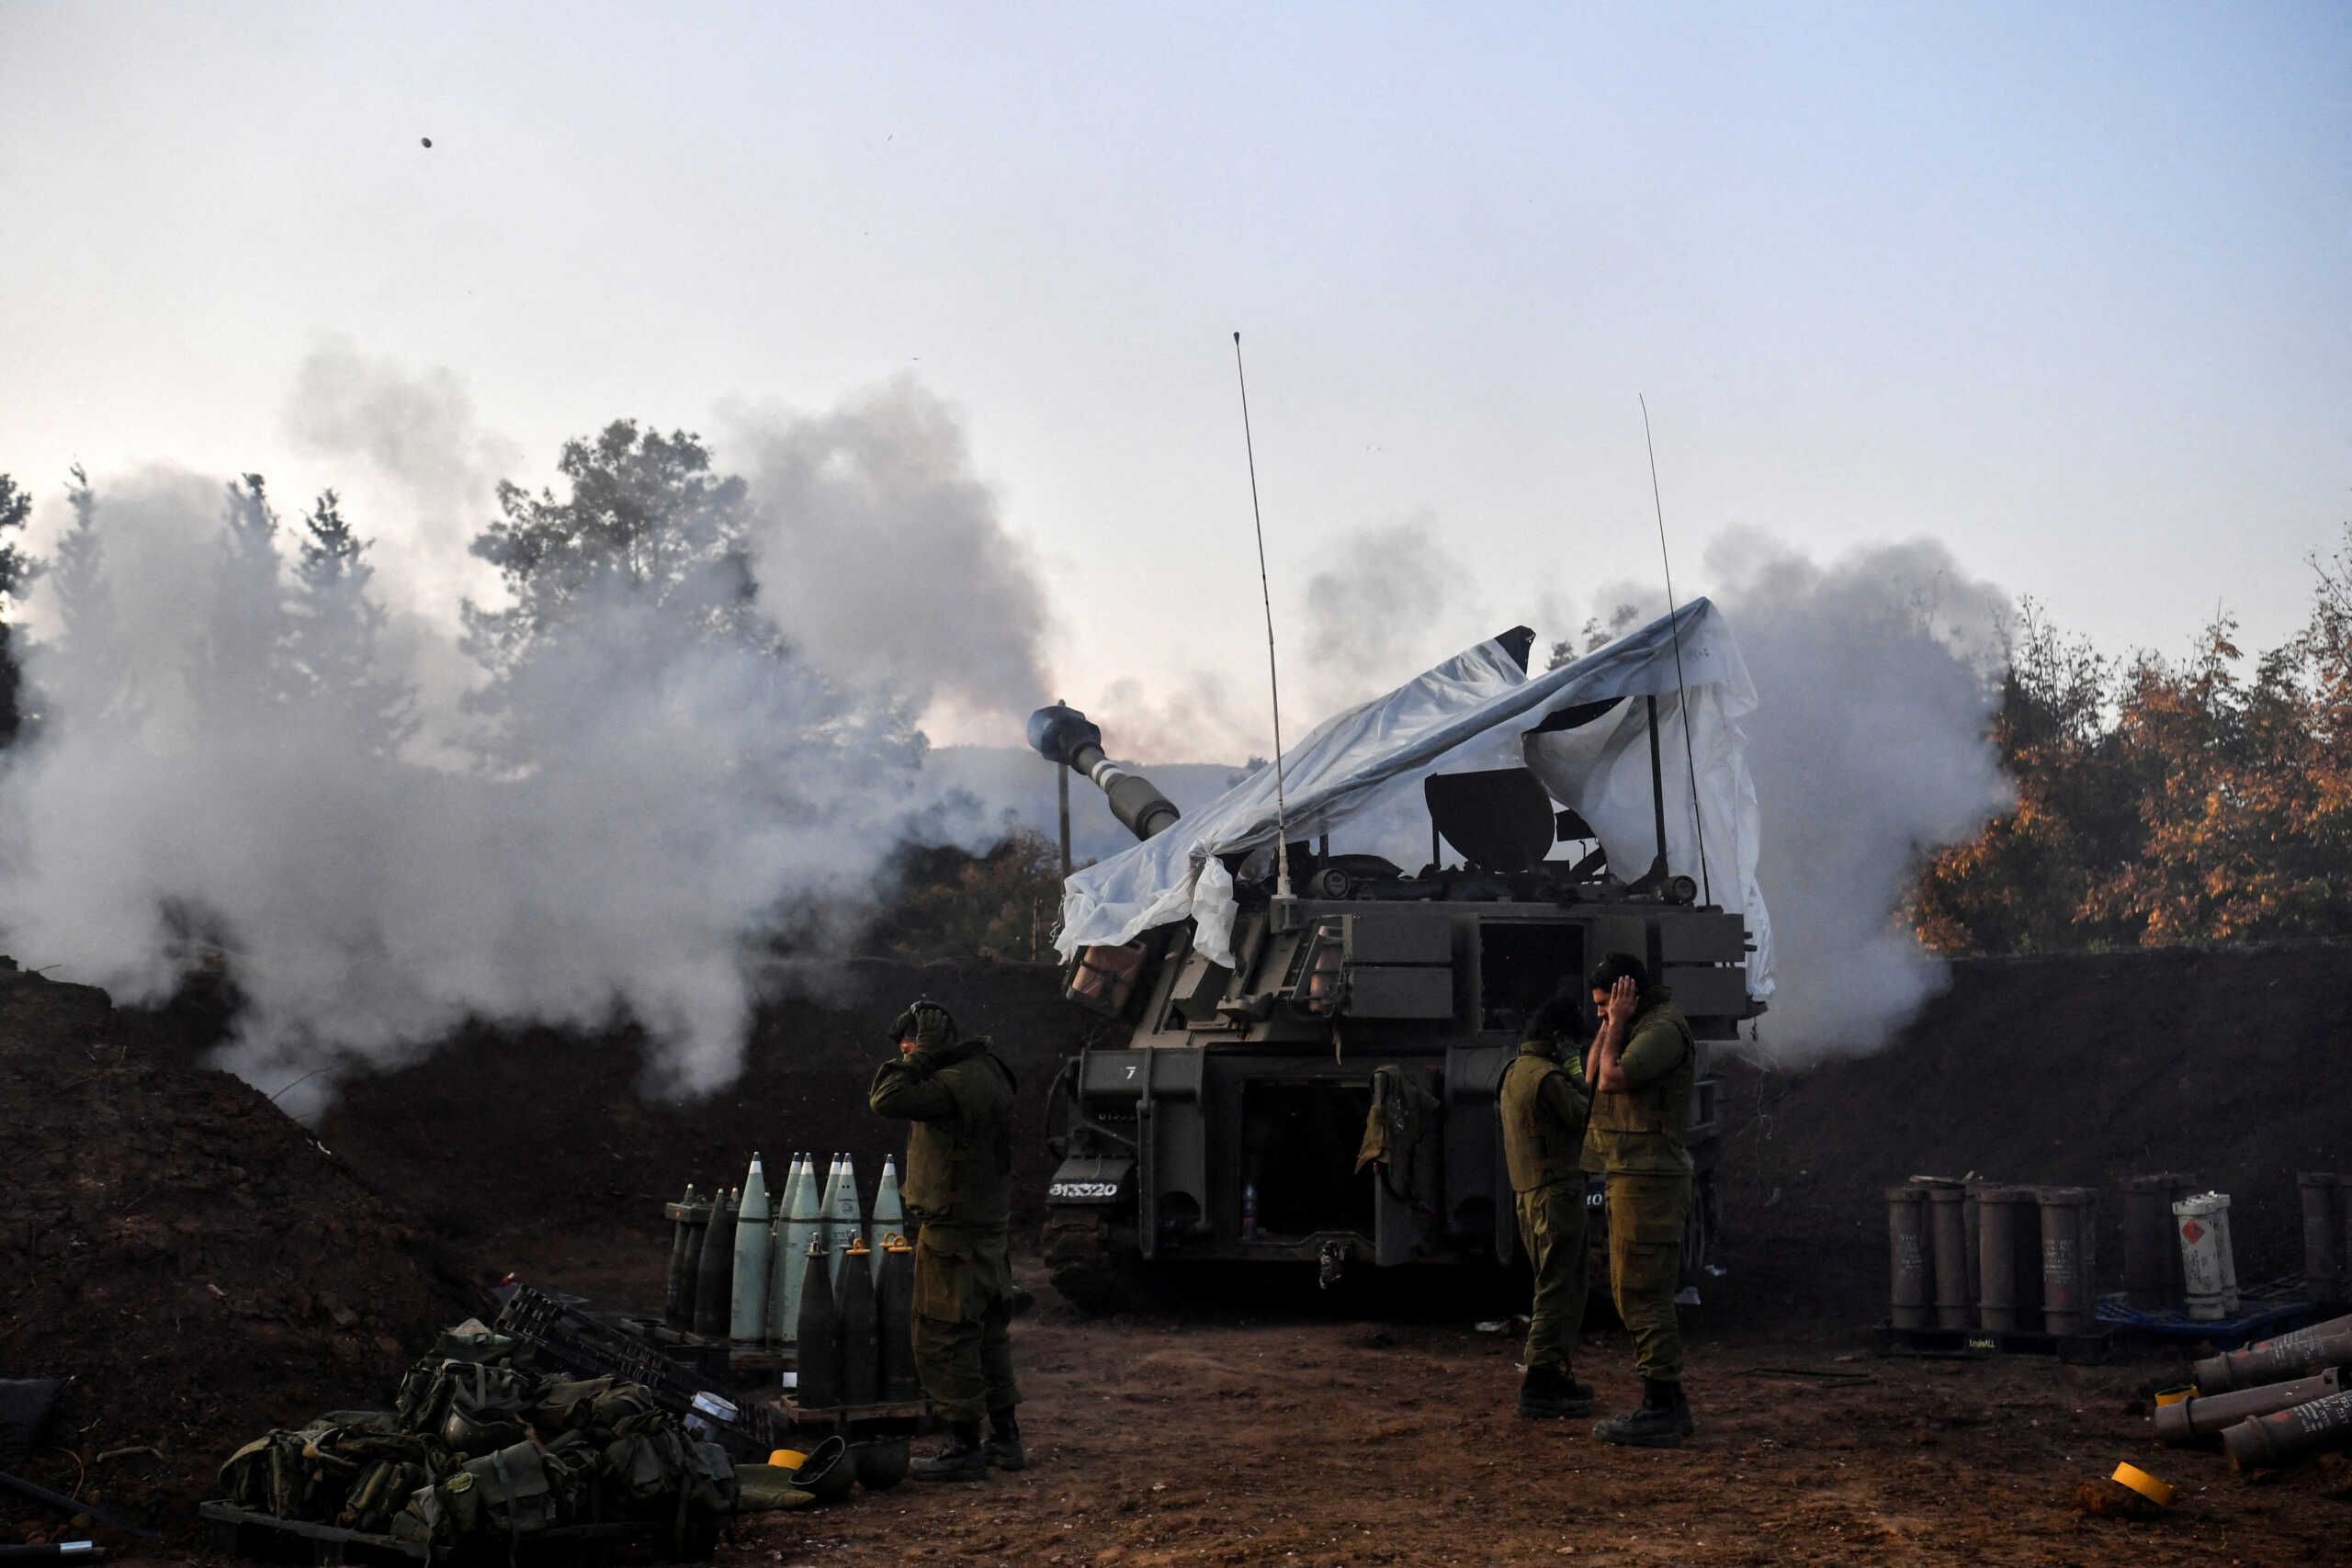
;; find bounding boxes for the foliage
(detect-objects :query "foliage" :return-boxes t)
[463,421,757,676]
[865,829,1067,962]
[0,471,33,745]
[1915,534,2352,953]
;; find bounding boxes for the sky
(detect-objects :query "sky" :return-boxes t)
[4,0,2347,757]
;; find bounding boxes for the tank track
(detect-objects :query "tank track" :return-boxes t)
[1042,1207,1152,1316]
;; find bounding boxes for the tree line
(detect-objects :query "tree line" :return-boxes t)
[1913,532,2352,954]
[0,425,1051,965]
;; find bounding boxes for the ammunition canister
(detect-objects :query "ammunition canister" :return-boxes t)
[2121,1172,2198,1311]
[693,1188,740,1339]
[1886,1186,1931,1330]
[2300,1174,2345,1304]
[1961,1179,1988,1314]
[2036,1187,2097,1337]
[1974,1185,2038,1332]
[2222,1388,2352,1472]
[2155,1367,2339,1445]
[2174,1191,2240,1322]
[795,1234,842,1410]
[1925,1182,1971,1331]
[2192,1329,2352,1396]
[2244,1311,2352,1354]
[838,1237,879,1406]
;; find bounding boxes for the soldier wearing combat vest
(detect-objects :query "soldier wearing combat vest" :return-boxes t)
[869,1000,1024,1480]
[1581,953,1699,1449]
[1498,994,1594,1419]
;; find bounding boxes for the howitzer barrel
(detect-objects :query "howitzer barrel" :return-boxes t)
[1028,704,1182,842]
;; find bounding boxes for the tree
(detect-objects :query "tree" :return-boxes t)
[463,421,756,676]
[0,472,36,746]
[288,489,416,757]
[865,829,1068,961]
[1914,541,2352,954]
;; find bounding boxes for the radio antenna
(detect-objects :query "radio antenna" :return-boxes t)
[1641,394,1711,907]
[1233,332,1294,901]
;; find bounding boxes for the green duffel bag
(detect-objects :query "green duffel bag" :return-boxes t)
[528,1375,614,1434]
[218,1429,360,1522]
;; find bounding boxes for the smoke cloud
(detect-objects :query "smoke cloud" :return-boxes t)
[1299,514,1474,713]
[1704,528,2012,1061]
[0,375,1051,1114]
[729,379,1052,721]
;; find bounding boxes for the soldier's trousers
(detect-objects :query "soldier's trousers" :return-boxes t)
[1513,1179,1589,1371]
[910,1222,1021,1422]
[1604,1172,1690,1382]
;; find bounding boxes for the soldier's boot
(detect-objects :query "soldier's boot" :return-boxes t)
[1515,1363,1596,1420]
[911,1421,989,1482]
[1594,1379,1685,1449]
[985,1410,1027,1472]
[1671,1382,1696,1438]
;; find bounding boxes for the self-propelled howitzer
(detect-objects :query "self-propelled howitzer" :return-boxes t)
[1024,630,1754,1313]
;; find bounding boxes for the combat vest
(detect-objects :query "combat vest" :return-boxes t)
[1582,991,1697,1177]
[1498,1042,1590,1193]
[900,1040,1018,1228]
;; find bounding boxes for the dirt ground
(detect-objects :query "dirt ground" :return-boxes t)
[719,1270,2352,1568]
[6,947,2351,1563]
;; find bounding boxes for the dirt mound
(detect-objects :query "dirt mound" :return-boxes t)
[1713,942,2352,1319]
[0,964,465,1547]
[313,959,1095,1311]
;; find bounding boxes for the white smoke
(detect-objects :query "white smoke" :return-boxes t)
[0,371,1053,1113]
[1299,514,1476,714]
[729,378,1052,721]
[1703,528,2012,1060]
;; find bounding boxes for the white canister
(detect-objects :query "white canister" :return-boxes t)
[2174,1191,2239,1321]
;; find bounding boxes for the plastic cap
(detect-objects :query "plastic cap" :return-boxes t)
[2111,1461,2174,1506]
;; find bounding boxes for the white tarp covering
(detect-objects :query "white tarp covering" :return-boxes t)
[1055,598,1775,1001]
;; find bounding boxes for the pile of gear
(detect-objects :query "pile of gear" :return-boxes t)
[214,1320,749,1557]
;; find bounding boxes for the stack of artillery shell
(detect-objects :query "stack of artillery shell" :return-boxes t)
[730,1154,772,1346]
[664,1184,709,1330]
[796,1233,842,1408]
[838,1237,879,1405]
[820,1155,865,1289]
[692,1188,740,1339]
[877,1231,919,1401]
[766,1153,820,1346]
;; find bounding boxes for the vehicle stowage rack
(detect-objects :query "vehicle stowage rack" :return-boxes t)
[1873,1322,2115,1363]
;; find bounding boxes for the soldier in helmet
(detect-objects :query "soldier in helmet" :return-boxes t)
[1581,953,1699,1448]
[1499,992,1595,1419]
[869,999,1023,1480]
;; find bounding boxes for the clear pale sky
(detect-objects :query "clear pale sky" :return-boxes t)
[5,1,2346,753]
